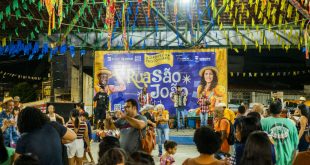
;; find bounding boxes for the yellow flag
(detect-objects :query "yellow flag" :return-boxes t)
[279,15,283,25]
[249,0,253,7]
[258,11,263,20]
[220,22,223,30]
[244,44,247,51]
[280,0,286,11]
[243,21,246,30]
[233,19,236,27]
[235,8,238,18]
[255,4,258,15]
[267,2,271,18]
[271,7,277,15]
[255,41,259,48]
[272,15,276,25]
[233,48,239,53]
[230,12,233,19]
[287,5,292,18]
[241,3,245,13]
[263,18,267,25]
[2,38,6,46]
[225,5,230,13]
[298,43,301,50]
[230,0,234,9]
[252,18,255,27]
[295,13,299,25]
[259,45,261,53]
[246,10,250,18]
[239,14,242,24]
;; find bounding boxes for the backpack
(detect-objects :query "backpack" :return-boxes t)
[219,118,235,145]
[140,127,156,154]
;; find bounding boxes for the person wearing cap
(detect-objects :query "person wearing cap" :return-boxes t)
[298,96,309,111]
[13,96,23,110]
[140,104,156,128]
[197,66,226,113]
[218,102,236,124]
[94,67,126,95]
[138,86,152,108]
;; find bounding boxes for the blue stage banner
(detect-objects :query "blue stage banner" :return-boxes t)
[94,49,227,115]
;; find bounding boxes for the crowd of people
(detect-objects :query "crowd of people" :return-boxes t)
[1,92,310,165]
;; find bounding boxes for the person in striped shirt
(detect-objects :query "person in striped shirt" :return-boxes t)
[66,109,90,165]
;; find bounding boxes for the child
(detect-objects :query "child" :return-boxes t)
[98,118,120,139]
[160,140,178,165]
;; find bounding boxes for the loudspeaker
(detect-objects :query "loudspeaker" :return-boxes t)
[46,102,76,123]
[52,55,68,89]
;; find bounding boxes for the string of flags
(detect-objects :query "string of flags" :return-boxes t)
[230,69,310,78]
[0,40,86,60]
[0,70,43,80]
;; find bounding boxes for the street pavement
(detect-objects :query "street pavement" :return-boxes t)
[87,142,199,165]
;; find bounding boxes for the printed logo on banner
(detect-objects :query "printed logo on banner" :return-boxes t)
[135,56,142,62]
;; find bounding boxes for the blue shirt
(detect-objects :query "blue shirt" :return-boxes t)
[0,111,19,147]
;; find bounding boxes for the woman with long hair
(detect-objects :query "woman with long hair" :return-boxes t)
[240,131,273,165]
[0,130,14,165]
[291,104,310,151]
[197,67,225,112]
[15,107,76,165]
[66,109,90,165]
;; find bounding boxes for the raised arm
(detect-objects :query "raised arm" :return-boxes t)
[125,116,146,130]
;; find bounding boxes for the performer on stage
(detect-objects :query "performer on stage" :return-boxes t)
[171,85,187,130]
[93,88,109,127]
[138,86,152,107]
[197,66,225,112]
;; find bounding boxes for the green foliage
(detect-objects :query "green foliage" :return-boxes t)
[9,82,37,103]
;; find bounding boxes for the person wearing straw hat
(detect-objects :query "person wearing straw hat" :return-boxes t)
[197,66,226,113]
[94,67,126,95]
[0,98,19,147]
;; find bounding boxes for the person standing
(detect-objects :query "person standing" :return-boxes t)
[290,104,310,151]
[213,106,230,154]
[66,109,90,165]
[14,107,77,165]
[154,104,170,157]
[113,99,147,154]
[138,86,152,108]
[0,100,19,148]
[93,88,109,127]
[47,105,65,125]
[261,101,299,165]
[171,85,187,130]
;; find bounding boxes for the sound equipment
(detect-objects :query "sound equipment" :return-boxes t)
[52,55,69,89]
